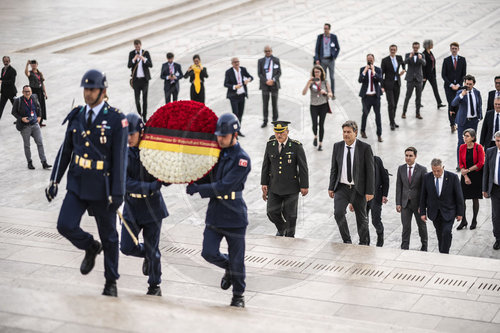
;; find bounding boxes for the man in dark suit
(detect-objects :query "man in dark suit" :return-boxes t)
[442,42,467,133]
[482,132,500,250]
[314,23,340,98]
[0,56,17,120]
[420,158,464,254]
[359,54,383,142]
[128,39,152,122]
[402,42,426,119]
[451,74,482,168]
[160,52,183,104]
[396,147,428,251]
[486,76,500,111]
[367,155,389,247]
[328,120,375,245]
[480,97,500,149]
[224,57,253,137]
[257,46,281,128]
[381,45,405,130]
[261,121,308,237]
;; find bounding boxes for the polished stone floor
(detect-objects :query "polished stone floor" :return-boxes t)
[0,0,500,331]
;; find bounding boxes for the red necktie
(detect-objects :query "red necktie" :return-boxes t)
[453,57,457,70]
[408,166,412,184]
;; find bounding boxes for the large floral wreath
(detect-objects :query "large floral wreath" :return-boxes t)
[139,101,219,183]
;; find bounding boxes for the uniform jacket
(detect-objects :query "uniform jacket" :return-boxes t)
[123,147,168,225]
[1,65,17,97]
[314,33,340,61]
[160,62,183,90]
[480,109,500,147]
[224,67,253,99]
[482,146,500,195]
[11,94,41,130]
[128,50,153,81]
[420,170,464,221]
[50,103,128,201]
[380,55,404,90]
[451,88,482,126]
[395,163,427,208]
[487,90,499,111]
[441,55,466,87]
[197,142,251,228]
[328,139,375,196]
[257,56,281,90]
[261,137,308,195]
[358,66,382,98]
[373,156,389,204]
[404,52,426,82]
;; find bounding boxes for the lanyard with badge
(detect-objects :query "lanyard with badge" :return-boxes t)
[24,98,34,118]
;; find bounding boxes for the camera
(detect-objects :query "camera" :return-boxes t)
[367,61,373,66]
[30,60,37,64]
[312,78,320,82]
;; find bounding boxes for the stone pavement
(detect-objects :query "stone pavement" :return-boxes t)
[0,0,500,331]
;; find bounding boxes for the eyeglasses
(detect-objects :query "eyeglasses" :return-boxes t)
[495,81,500,85]
[264,50,271,52]
[22,90,31,93]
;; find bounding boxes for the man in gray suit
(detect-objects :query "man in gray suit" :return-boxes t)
[395,147,428,251]
[402,42,426,119]
[328,120,375,245]
[482,131,500,250]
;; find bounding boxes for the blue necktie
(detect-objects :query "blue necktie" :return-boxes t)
[495,113,499,134]
[435,177,439,196]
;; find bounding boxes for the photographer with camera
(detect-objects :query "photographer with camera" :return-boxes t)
[302,65,332,151]
[24,60,48,126]
[358,54,383,142]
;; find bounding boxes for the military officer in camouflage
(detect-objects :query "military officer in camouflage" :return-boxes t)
[261,121,309,237]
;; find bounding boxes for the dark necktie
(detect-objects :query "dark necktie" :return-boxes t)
[408,166,412,184]
[346,146,352,183]
[469,91,475,117]
[495,113,499,134]
[435,177,439,196]
[87,109,93,128]
[453,57,457,70]
[280,143,284,154]
[497,153,500,185]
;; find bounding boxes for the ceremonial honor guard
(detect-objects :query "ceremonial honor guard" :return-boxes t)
[261,121,309,237]
[120,113,168,296]
[45,70,128,296]
[186,113,251,308]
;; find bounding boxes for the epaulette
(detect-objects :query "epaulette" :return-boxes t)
[290,139,302,145]
[268,135,276,141]
[62,106,83,125]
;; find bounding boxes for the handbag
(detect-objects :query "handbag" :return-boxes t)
[130,62,138,88]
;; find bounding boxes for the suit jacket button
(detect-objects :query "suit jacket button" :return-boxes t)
[83,153,88,158]
[85,142,90,147]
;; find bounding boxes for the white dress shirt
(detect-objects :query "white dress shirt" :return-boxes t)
[465,90,477,118]
[133,49,147,78]
[434,174,443,196]
[391,56,398,80]
[278,138,288,153]
[492,112,500,141]
[233,68,245,95]
[85,101,105,123]
[495,149,500,185]
[365,69,375,95]
[340,140,356,185]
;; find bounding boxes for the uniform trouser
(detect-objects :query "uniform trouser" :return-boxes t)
[334,184,370,245]
[384,84,400,125]
[229,95,246,124]
[456,118,479,165]
[432,211,454,254]
[201,225,246,296]
[491,185,500,241]
[133,78,149,121]
[164,85,179,104]
[267,191,299,237]
[366,200,384,235]
[57,191,119,281]
[262,87,278,123]
[20,123,47,163]
[422,76,443,105]
[444,86,458,126]
[0,94,14,119]
[403,80,422,115]
[361,95,382,136]
[401,199,428,250]
[320,57,335,94]
[120,219,162,286]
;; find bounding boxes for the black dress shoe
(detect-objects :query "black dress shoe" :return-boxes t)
[102,280,117,297]
[378,136,383,142]
[470,220,477,230]
[457,220,468,230]
[401,113,406,119]
[27,161,35,170]
[416,114,423,119]
[147,285,162,296]
[221,269,232,290]
[420,104,424,108]
[142,257,149,276]
[275,231,284,236]
[437,103,446,109]
[237,131,245,137]
[376,233,384,247]
[420,246,427,252]
[261,122,267,128]
[313,137,317,147]
[361,131,367,138]
[230,295,245,308]
[390,124,395,131]
[318,146,323,151]
[494,240,500,250]
[42,161,52,169]
[80,240,102,275]
[394,123,399,128]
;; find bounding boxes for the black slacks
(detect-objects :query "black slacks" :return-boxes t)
[491,185,500,241]
[400,199,428,250]
[229,95,246,124]
[444,85,458,126]
[262,87,278,123]
[432,211,454,254]
[333,184,370,245]
[133,78,149,121]
[384,84,400,126]
[0,94,15,119]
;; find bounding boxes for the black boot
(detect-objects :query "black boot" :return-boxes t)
[376,232,384,247]
[142,257,149,276]
[102,280,117,297]
[80,240,102,275]
[470,219,477,230]
[221,269,232,290]
[456,219,468,230]
[27,161,35,169]
[147,284,162,296]
[230,295,245,308]
[42,161,52,169]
